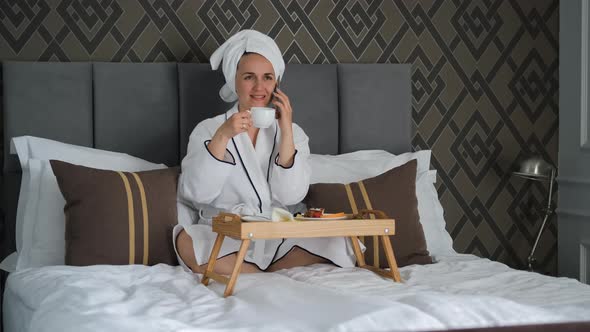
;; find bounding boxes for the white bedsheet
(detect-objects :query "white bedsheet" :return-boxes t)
[4,254,590,332]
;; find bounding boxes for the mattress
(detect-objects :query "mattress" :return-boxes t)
[4,254,590,332]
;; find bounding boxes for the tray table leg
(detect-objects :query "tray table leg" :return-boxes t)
[224,239,251,297]
[380,235,402,282]
[349,236,366,267]
[202,233,225,286]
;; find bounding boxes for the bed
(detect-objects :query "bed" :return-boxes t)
[1,62,590,332]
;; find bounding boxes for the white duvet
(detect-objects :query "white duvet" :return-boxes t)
[4,254,590,332]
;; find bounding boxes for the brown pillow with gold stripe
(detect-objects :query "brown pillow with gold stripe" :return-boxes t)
[50,159,179,266]
[304,159,432,268]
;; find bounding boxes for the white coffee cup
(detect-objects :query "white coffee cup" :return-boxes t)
[250,107,275,128]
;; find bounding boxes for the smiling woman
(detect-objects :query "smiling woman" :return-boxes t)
[174,30,358,277]
[236,53,277,108]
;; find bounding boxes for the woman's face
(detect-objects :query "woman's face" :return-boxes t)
[235,53,277,109]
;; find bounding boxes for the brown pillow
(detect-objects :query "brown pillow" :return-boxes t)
[50,159,179,266]
[305,159,432,267]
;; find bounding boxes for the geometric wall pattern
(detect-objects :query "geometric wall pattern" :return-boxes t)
[0,0,559,274]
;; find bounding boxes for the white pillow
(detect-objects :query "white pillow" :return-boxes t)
[309,150,456,257]
[0,146,37,272]
[416,171,456,257]
[3,142,36,263]
[0,252,17,272]
[5,136,166,270]
[14,159,30,254]
[309,150,431,184]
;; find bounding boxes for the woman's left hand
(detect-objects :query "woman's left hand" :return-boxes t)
[273,88,293,134]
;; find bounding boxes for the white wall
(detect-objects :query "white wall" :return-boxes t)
[558,0,590,282]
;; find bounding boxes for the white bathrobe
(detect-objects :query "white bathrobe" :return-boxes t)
[174,104,356,270]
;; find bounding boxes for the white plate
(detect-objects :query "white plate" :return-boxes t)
[241,215,272,222]
[294,215,348,221]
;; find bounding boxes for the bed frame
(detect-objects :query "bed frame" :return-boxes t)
[4,62,585,332]
[0,62,412,330]
[0,61,412,260]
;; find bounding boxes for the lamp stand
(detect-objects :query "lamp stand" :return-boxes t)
[527,168,556,272]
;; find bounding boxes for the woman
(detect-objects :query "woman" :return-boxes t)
[174,30,355,275]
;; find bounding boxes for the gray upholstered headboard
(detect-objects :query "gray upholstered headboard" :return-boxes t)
[0,61,411,261]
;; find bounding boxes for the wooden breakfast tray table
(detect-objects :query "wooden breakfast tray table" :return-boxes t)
[202,211,402,297]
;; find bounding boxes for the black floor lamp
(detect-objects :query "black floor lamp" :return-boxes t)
[513,156,556,272]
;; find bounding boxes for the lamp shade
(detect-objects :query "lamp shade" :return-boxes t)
[513,156,555,181]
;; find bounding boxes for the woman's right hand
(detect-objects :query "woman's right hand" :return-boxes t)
[214,111,253,140]
[208,111,253,161]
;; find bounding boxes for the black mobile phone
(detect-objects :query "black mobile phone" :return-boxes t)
[271,79,280,108]
[271,80,280,118]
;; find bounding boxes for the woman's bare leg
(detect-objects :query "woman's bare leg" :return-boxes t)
[266,246,331,272]
[176,229,261,274]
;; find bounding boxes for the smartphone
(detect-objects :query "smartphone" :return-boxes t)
[273,79,280,99]
[272,79,280,112]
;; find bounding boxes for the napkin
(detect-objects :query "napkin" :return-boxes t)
[271,208,295,222]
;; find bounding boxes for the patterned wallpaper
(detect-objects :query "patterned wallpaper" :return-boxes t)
[0,0,559,274]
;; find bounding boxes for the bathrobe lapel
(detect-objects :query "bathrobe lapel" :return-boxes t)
[254,121,278,182]
[226,107,277,215]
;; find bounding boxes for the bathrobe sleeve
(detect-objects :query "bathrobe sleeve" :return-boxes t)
[269,123,311,205]
[178,119,236,206]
